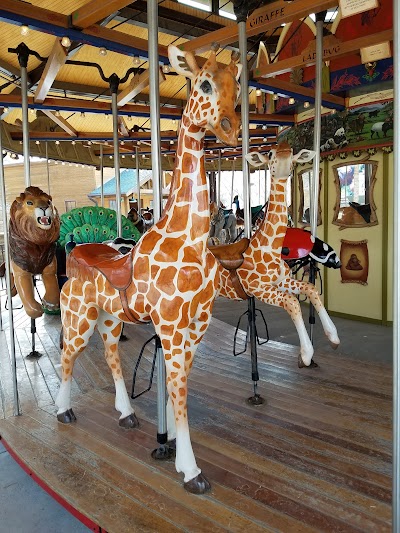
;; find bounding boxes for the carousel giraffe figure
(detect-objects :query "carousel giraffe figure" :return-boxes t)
[214,143,340,367]
[56,44,242,494]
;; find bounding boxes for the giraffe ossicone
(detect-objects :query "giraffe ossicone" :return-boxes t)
[56,44,242,494]
[216,142,340,366]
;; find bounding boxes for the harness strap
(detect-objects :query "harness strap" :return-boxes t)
[229,271,250,300]
[119,290,144,324]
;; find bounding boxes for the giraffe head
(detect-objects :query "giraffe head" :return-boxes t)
[168,45,242,146]
[246,142,316,180]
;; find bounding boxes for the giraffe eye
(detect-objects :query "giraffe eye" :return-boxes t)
[200,80,212,94]
[27,201,34,205]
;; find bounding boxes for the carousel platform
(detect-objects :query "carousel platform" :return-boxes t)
[0,290,392,532]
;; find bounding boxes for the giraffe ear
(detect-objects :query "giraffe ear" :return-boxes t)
[245,151,268,168]
[168,45,200,79]
[293,149,316,163]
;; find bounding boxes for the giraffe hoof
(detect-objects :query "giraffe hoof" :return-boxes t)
[119,413,139,429]
[184,473,211,495]
[298,355,318,368]
[57,409,77,424]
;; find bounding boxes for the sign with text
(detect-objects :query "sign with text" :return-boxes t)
[360,41,391,63]
[340,0,379,18]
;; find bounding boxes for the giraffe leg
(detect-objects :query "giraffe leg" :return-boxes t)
[277,278,340,348]
[96,312,138,429]
[56,280,98,422]
[252,285,314,366]
[157,324,208,492]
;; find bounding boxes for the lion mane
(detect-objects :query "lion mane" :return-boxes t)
[9,186,61,275]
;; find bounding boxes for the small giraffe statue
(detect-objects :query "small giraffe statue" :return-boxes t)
[216,143,340,366]
[56,44,241,494]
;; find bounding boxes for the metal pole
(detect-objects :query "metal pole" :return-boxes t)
[148,0,168,452]
[238,21,251,238]
[111,88,122,237]
[0,121,20,416]
[148,0,162,222]
[309,12,325,346]
[393,0,399,527]
[100,143,104,208]
[136,147,141,210]
[21,64,31,188]
[235,4,263,404]
[45,142,51,195]
[216,149,221,207]
[231,159,235,207]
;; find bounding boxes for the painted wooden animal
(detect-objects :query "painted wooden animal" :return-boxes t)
[56,44,242,494]
[213,143,340,367]
[370,118,393,138]
[9,186,61,318]
[209,202,237,243]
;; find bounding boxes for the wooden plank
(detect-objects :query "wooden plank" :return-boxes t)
[254,29,393,78]
[180,0,339,53]
[71,0,138,29]
[117,67,166,107]
[85,389,391,532]
[0,417,184,533]
[41,110,77,136]
[34,39,68,104]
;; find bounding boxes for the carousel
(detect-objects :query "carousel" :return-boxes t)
[0,0,396,531]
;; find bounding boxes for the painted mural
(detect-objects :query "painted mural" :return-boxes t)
[278,99,393,155]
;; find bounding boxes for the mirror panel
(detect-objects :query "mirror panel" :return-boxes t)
[298,168,322,227]
[332,160,378,229]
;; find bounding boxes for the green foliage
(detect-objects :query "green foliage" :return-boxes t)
[58,205,141,247]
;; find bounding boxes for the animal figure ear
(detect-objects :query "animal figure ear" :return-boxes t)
[168,45,200,79]
[293,149,316,163]
[245,151,268,168]
[226,51,242,81]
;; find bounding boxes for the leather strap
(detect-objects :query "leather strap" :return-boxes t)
[119,290,143,324]
[229,271,249,300]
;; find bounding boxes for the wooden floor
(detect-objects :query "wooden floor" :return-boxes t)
[0,288,393,532]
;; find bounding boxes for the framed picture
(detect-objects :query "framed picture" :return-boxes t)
[340,239,369,285]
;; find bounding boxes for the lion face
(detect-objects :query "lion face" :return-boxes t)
[10,186,60,245]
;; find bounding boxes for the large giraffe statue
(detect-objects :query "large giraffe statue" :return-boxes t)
[55,45,241,494]
[215,143,340,367]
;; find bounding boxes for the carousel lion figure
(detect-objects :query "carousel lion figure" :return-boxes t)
[9,186,61,318]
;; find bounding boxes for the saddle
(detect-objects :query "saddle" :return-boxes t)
[69,243,141,323]
[208,238,250,300]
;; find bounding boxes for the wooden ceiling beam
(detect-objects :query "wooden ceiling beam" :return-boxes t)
[254,29,393,78]
[70,0,138,29]
[180,0,338,53]
[117,67,166,107]
[118,116,129,136]
[41,110,77,136]
[34,38,68,104]
[251,79,345,109]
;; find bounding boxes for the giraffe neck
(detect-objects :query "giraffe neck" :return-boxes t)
[252,178,288,252]
[163,116,209,242]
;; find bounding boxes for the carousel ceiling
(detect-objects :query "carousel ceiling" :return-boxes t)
[0,0,393,170]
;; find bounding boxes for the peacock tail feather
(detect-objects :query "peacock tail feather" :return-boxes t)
[58,206,141,247]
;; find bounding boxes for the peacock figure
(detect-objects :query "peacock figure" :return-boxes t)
[58,206,141,248]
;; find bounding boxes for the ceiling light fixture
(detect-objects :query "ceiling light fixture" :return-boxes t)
[99,47,107,56]
[289,97,295,105]
[71,140,76,145]
[162,64,171,74]
[55,110,61,117]
[55,140,60,145]
[303,101,310,109]
[255,89,262,96]
[262,124,268,130]
[272,93,279,101]
[61,36,71,48]
[20,25,29,36]
[35,140,40,145]
[132,56,141,67]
